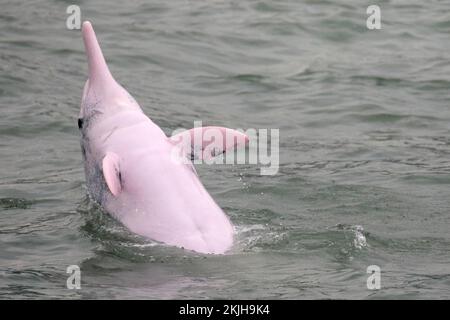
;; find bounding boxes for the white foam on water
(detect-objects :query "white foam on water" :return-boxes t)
[352,225,367,249]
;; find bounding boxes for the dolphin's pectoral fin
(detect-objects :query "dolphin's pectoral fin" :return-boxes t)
[169,126,249,160]
[102,152,122,196]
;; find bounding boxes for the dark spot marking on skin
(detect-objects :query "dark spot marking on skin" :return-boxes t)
[190,145,204,161]
[81,94,104,131]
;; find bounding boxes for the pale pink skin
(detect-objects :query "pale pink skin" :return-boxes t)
[79,21,247,254]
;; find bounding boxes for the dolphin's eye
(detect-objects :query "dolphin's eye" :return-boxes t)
[78,118,84,129]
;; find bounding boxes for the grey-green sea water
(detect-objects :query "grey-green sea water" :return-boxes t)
[1,0,450,299]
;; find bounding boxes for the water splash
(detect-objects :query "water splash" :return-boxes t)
[351,225,367,249]
[332,223,368,250]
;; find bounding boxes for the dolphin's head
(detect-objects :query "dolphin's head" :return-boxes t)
[78,21,141,133]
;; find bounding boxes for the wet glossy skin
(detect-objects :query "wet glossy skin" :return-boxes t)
[79,21,236,254]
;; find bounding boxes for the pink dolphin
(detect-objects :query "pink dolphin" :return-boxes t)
[78,21,248,254]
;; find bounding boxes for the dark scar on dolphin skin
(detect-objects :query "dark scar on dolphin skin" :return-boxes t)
[78,118,84,129]
[103,126,119,143]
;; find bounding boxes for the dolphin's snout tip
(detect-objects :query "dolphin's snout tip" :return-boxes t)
[82,21,92,29]
[81,21,93,35]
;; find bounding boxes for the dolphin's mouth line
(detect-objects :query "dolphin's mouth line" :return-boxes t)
[102,126,119,143]
[99,118,149,142]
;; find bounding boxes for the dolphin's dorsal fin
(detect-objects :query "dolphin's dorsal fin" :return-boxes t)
[102,152,122,196]
[170,127,249,160]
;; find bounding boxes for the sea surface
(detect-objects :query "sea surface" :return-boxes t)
[1,0,450,299]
